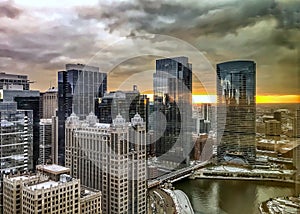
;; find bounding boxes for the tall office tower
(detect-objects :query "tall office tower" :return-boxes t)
[0,72,30,90]
[3,165,102,214]
[95,86,149,129]
[65,113,147,214]
[153,56,193,165]
[39,119,52,165]
[57,63,107,165]
[0,89,40,168]
[0,102,33,213]
[216,60,256,164]
[41,87,57,119]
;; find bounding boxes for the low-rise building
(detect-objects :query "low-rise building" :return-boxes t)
[3,165,101,214]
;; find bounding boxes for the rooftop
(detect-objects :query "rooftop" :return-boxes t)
[28,180,58,191]
[37,164,70,175]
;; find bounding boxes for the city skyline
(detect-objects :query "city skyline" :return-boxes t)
[0,0,299,104]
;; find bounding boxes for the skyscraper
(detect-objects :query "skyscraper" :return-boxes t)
[41,87,57,119]
[0,89,40,168]
[57,63,107,165]
[0,102,33,213]
[65,113,147,214]
[216,60,256,164]
[153,56,193,165]
[95,86,149,130]
[39,119,53,165]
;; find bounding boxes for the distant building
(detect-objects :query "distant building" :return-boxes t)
[57,63,107,165]
[41,87,57,119]
[3,165,102,214]
[95,85,149,129]
[0,102,33,213]
[51,116,59,164]
[216,60,256,164]
[39,119,53,165]
[265,120,281,136]
[65,113,147,214]
[0,72,30,90]
[153,56,193,165]
[293,108,300,138]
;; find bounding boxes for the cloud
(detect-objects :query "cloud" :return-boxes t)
[0,1,22,19]
[0,0,299,95]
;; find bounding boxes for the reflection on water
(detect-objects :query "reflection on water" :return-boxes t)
[175,179,295,214]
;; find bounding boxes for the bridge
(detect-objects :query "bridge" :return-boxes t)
[147,160,210,189]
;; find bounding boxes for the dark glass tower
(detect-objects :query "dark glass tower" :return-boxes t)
[153,56,192,165]
[57,64,107,165]
[216,60,256,164]
[95,86,149,130]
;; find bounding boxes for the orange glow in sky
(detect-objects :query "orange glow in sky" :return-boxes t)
[146,94,300,103]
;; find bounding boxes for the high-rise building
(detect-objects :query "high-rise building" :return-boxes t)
[39,119,53,165]
[57,63,107,165]
[3,165,102,214]
[216,60,256,164]
[95,86,149,129]
[0,89,40,168]
[0,72,29,90]
[65,113,147,214]
[41,87,57,119]
[153,56,193,165]
[0,102,33,213]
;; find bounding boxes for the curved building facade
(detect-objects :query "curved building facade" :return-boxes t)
[216,60,256,164]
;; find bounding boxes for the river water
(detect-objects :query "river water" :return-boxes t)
[175,179,295,214]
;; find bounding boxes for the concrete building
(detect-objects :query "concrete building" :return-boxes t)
[65,113,147,214]
[0,72,30,90]
[39,119,53,165]
[41,87,57,119]
[57,63,107,165]
[0,102,33,213]
[51,116,59,164]
[265,120,281,136]
[3,164,102,214]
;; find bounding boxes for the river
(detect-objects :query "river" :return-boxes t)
[174,179,295,214]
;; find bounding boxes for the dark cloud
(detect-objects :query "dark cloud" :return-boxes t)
[0,1,22,19]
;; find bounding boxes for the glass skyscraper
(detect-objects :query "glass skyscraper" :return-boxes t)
[0,102,33,213]
[57,64,107,165]
[153,56,192,165]
[216,60,256,164]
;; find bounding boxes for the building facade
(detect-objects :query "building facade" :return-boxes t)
[39,119,53,165]
[0,102,33,213]
[57,63,107,165]
[265,120,281,136]
[0,89,40,168]
[3,165,102,214]
[153,56,193,165]
[41,87,57,119]
[0,72,29,90]
[95,86,149,129]
[216,60,256,164]
[65,113,147,214]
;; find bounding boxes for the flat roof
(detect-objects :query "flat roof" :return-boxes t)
[29,180,58,191]
[37,164,70,175]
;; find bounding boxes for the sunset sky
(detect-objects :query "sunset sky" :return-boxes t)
[0,0,299,103]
